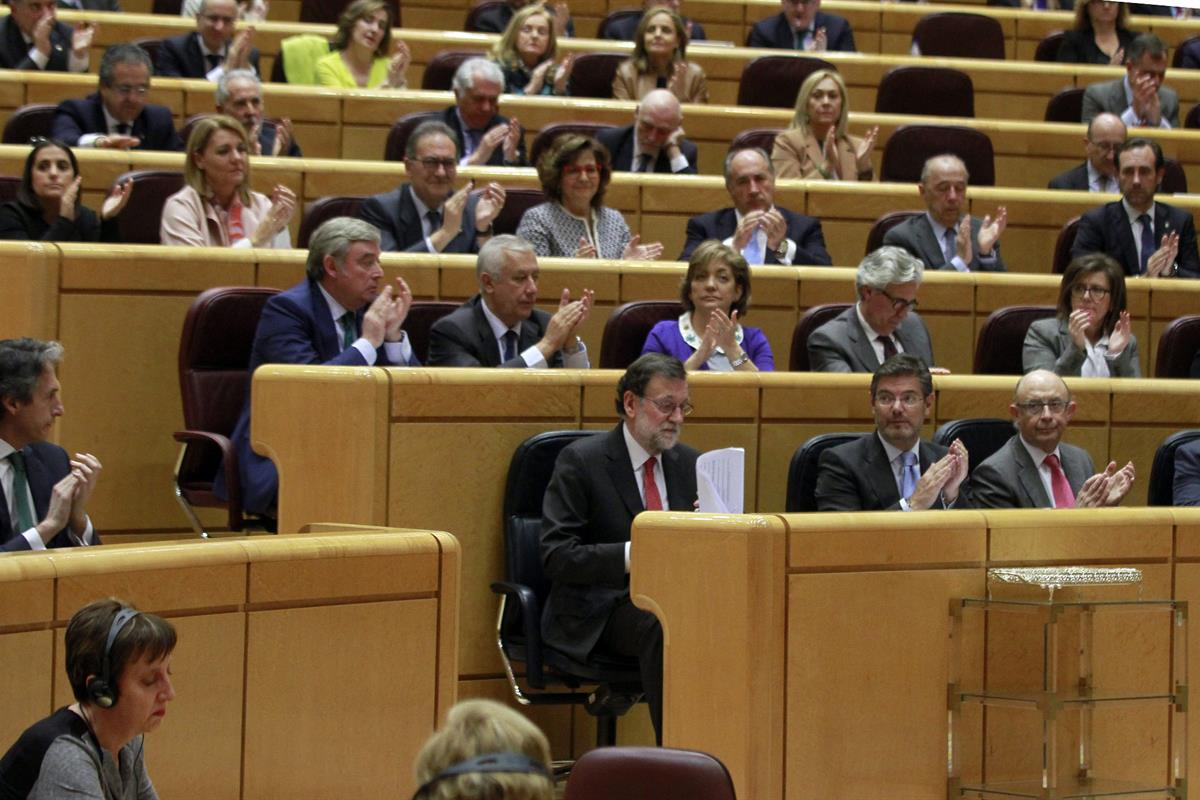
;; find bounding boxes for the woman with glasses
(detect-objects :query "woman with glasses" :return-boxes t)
[1057,0,1136,65]
[612,6,707,104]
[0,138,132,243]
[314,0,410,89]
[488,4,573,96]
[516,134,663,259]
[641,240,774,371]
[1023,252,1140,377]
[771,69,877,181]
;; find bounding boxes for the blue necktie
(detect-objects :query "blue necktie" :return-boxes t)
[899,451,919,500]
[1138,213,1155,275]
[502,330,518,362]
[743,232,763,265]
[942,228,956,266]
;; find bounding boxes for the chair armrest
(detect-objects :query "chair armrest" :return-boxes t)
[491,580,546,686]
[172,429,240,511]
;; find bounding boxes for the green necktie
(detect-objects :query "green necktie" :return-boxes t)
[9,452,36,533]
[339,311,356,349]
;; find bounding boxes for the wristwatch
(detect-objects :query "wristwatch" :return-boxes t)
[774,240,789,261]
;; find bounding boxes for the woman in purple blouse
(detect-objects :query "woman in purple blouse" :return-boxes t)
[641,240,774,371]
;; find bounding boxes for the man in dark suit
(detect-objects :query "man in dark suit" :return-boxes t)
[1048,113,1126,192]
[0,0,93,72]
[600,0,706,41]
[0,338,101,552]
[216,70,300,157]
[746,0,855,51]
[541,352,699,743]
[597,89,697,175]
[56,0,120,9]
[1082,34,1179,128]
[216,218,419,518]
[427,235,593,368]
[156,0,259,80]
[815,354,969,511]
[472,0,574,36]
[362,121,505,254]
[52,43,184,151]
[441,58,527,167]
[972,370,1135,509]
[808,245,936,372]
[680,147,831,265]
[1072,137,1200,278]
[884,154,1008,273]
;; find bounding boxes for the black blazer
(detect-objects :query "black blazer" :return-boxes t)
[1047,162,1090,191]
[52,93,184,151]
[427,294,563,367]
[360,184,483,254]
[596,124,697,174]
[601,13,706,41]
[814,433,968,511]
[258,120,302,157]
[0,201,118,243]
[540,423,699,661]
[745,11,856,52]
[0,442,98,552]
[155,31,260,79]
[437,106,527,167]
[1072,200,1200,278]
[680,205,832,265]
[0,16,74,71]
[1056,28,1135,66]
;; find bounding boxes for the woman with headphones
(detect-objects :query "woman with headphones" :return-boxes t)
[0,598,176,799]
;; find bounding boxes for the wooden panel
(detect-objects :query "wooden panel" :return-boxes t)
[985,507,1175,564]
[0,630,53,749]
[0,242,57,341]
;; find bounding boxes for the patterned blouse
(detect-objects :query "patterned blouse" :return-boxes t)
[515,201,632,259]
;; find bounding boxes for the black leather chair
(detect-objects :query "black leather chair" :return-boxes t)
[1034,31,1066,62]
[1162,158,1188,194]
[788,303,850,371]
[564,747,737,800]
[880,125,995,186]
[1052,216,1080,274]
[493,430,643,747]
[464,1,505,32]
[112,170,185,244]
[132,37,164,66]
[1173,35,1200,68]
[1186,104,1200,130]
[599,300,682,369]
[973,306,1056,374]
[729,127,781,154]
[568,53,626,98]
[298,195,365,248]
[1147,429,1200,506]
[865,210,922,256]
[912,12,1006,59]
[785,433,862,511]
[384,111,438,161]
[422,51,484,91]
[931,418,1013,475]
[1044,88,1084,123]
[1155,315,1200,378]
[874,66,974,118]
[597,8,642,38]
[406,301,461,364]
[530,122,614,168]
[2,103,55,144]
[736,55,834,108]
[487,186,544,236]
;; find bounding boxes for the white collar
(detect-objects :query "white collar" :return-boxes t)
[478,293,520,342]
[316,282,352,326]
[677,312,742,356]
[875,431,918,467]
[1019,436,1061,470]
[1122,197,1156,225]
[622,420,656,473]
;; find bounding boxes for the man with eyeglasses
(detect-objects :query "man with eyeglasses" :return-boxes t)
[361,121,505,254]
[540,352,698,745]
[1048,113,1126,193]
[884,153,1007,273]
[440,58,527,168]
[0,0,94,72]
[51,44,184,151]
[216,69,300,157]
[1071,137,1200,278]
[808,246,936,373]
[1082,34,1179,129]
[972,370,1135,509]
[747,0,855,52]
[157,0,259,81]
[815,354,969,511]
[596,89,696,175]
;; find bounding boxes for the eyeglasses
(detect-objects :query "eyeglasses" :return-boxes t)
[111,84,149,97]
[410,157,456,171]
[1015,399,1068,415]
[873,391,925,408]
[563,164,600,177]
[643,396,693,417]
[1070,283,1111,299]
[875,287,919,312]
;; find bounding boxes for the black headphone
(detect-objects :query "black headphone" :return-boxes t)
[411,753,550,799]
[86,607,141,709]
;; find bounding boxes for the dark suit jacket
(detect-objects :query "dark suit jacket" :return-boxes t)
[807,305,935,372]
[427,294,563,367]
[1082,76,1180,127]
[52,93,184,152]
[1056,28,1135,65]
[815,433,968,511]
[540,423,699,661]
[1047,162,1090,191]
[0,442,97,552]
[971,435,1094,509]
[258,119,302,157]
[680,206,831,265]
[155,31,260,79]
[601,13,706,41]
[1180,38,1200,70]
[596,124,697,174]
[217,278,419,516]
[57,0,120,8]
[1071,199,1200,278]
[883,214,1007,272]
[746,11,855,52]
[1173,438,1200,505]
[437,105,527,167]
[0,17,75,71]
[360,184,483,253]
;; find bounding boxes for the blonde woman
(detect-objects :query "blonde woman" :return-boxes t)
[489,4,574,95]
[771,69,877,181]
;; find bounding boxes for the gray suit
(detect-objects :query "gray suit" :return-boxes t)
[1081,76,1180,128]
[1022,317,1141,378]
[971,435,1095,509]
[807,305,935,373]
[883,214,1007,272]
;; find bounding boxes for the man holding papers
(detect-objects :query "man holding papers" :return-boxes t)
[540,353,698,745]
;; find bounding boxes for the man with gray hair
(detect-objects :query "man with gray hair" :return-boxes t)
[0,338,101,552]
[427,234,593,367]
[596,89,697,174]
[438,58,526,167]
[807,245,936,372]
[216,69,300,157]
[216,217,417,518]
[157,0,259,80]
[1082,33,1179,129]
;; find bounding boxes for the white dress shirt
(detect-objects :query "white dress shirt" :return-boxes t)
[1019,437,1068,508]
[722,208,796,265]
[621,422,668,572]
[479,294,589,369]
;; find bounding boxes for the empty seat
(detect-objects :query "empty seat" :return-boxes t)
[486,186,544,236]
[464,0,505,32]
[406,301,461,364]
[599,300,682,369]
[880,125,995,186]
[530,122,614,167]
[1044,88,1085,123]
[730,127,782,154]
[1034,31,1066,62]
[912,12,1005,59]
[874,66,974,118]
[111,170,185,244]
[785,432,862,511]
[597,8,642,38]
[1162,158,1188,194]
[736,55,834,108]
[564,747,737,800]
[422,50,484,91]
[2,103,55,145]
[1052,216,1081,274]
[568,53,626,99]
[788,303,851,371]
[298,195,364,248]
[973,305,1056,374]
[931,418,1014,474]
[1186,104,1200,130]
[1154,315,1200,377]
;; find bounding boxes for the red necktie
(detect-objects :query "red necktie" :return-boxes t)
[643,456,663,511]
[1044,453,1075,508]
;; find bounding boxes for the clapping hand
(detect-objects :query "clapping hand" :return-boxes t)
[976,206,1006,256]
[100,179,133,221]
[622,234,663,260]
[474,181,506,232]
[1146,231,1180,277]
[386,39,411,88]
[71,22,97,58]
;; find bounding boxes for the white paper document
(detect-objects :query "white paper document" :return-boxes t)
[696,447,745,513]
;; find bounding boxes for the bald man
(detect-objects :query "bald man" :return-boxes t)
[596,89,697,175]
[1047,113,1126,192]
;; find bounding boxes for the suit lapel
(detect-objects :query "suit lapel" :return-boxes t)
[1110,202,1141,275]
[604,425,645,518]
[0,470,12,541]
[23,446,51,522]
[845,313,880,371]
[865,435,899,508]
[305,281,342,360]
[661,446,693,511]
[470,298,502,367]
[915,216,947,268]
[1012,439,1052,508]
[397,186,423,249]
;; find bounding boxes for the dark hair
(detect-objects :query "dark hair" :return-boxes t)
[406,120,460,160]
[631,5,687,73]
[1057,253,1126,336]
[870,353,933,398]
[615,353,686,416]
[0,338,62,421]
[1125,33,1167,64]
[17,138,79,210]
[332,0,392,57]
[99,43,153,87]
[680,240,750,317]
[1117,136,1163,171]
[1073,0,1129,33]
[537,134,611,209]
[66,598,177,705]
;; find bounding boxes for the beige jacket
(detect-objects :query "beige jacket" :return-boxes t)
[771,127,873,181]
[160,184,291,248]
[611,59,708,104]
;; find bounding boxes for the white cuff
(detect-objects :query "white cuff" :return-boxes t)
[624,541,631,573]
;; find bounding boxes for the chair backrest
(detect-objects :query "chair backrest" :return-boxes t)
[270,50,287,83]
[912,12,1005,59]
[736,55,834,108]
[530,122,614,168]
[568,53,626,99]
[1052,215,1080,274]
[151,0,182,12]
[1186,103,1200,130]
[564,747,737,800]
[0,176,20,204]
[1162,158,1188,194]
[298,195,364,248]
[1173,35,1200,68]
[880,125,995,186]
[1034,30,1065,62]
[1044,87,1084,123]
[785,432,862,512]
[729,127,782,154]
[485,186,544,236]
[1147,429,1200,506]
[464,0,505,31]
[2,103,55,145]
[406,301,461,364]
[865,210,922,256]
[422,50,484,91]
[788,303,851,371]
[132,37,164,66]
[598,8,642,38]
[384,111,438,162]
[599,300,683,369]
[874,66,974,118]
[113,170,186,244]
[973,305,1056,374]
[1155,315,1200,378]
[931,417,1014,475]
[179,112,213,147]
[301,0,399,24]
